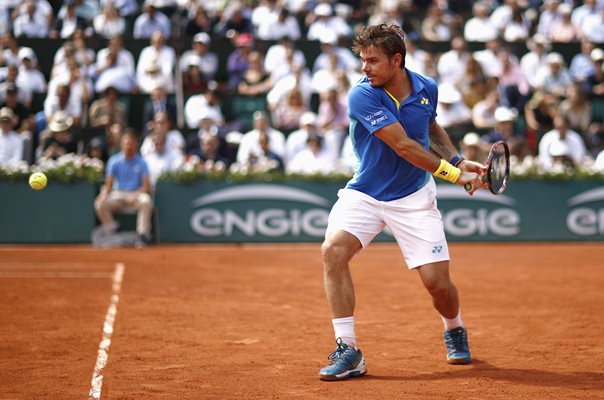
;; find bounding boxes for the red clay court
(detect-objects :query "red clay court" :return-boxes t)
[1,243,603,399]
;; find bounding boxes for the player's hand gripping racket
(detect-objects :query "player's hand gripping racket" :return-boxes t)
[464,140,510,194]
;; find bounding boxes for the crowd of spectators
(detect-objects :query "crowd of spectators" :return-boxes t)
[0,0,603,180]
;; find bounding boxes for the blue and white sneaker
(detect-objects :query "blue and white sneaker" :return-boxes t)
[444,327,472,365]
[319,338,367,381]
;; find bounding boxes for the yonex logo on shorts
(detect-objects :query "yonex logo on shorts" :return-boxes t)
[432,246,443,254]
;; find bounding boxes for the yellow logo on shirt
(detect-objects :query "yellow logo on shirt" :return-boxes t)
[421,98,429,105]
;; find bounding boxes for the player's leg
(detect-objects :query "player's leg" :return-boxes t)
[319,189,384,381]
[382,178,471,364]
[322,229,361,332]
[416,261,459,319]
[320,229,366,381]
[417,261,471,364]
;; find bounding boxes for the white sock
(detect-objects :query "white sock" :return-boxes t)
[441,310,463,331]
[332,316,357,349]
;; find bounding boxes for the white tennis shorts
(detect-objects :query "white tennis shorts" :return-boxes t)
[326,178,450,269]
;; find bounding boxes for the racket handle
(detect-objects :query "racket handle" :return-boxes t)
[464,183,473,191]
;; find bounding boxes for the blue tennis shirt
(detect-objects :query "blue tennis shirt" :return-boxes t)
[345,68,439,201]
[106,153,149,191]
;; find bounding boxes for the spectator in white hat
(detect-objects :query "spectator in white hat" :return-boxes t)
[484,106,519,144]
[179,32,218,81]
[584,48,604,97]
[538,115,586,170]
[535,52,572,97]
[40,111,79,160]
[306,3,351,41]
[16,47,46,95]
[460,132,489,163]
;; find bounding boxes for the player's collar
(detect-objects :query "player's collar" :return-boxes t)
[405,68,425,94]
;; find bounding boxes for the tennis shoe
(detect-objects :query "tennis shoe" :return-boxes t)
[444,326,471,364]
[319,338,367,381]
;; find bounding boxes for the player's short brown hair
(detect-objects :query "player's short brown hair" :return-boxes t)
[352,24,407,69]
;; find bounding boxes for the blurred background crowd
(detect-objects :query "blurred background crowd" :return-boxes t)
[0,0,603,188]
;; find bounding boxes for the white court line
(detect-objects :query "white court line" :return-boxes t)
[0,272,114,279]
[0,262,116,269]
[89,263,125,400]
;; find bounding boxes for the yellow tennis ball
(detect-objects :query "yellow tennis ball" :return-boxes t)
[29,172,47,190]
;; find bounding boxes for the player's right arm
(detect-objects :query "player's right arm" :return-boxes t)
[349,84,482,191]
[374,123,481,191]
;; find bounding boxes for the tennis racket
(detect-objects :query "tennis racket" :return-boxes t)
[464,140,510,195]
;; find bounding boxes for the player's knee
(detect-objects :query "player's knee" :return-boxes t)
[426,280,451,299]
[321,240,351,267]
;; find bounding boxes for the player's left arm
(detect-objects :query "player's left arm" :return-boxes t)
[429,121,486,175]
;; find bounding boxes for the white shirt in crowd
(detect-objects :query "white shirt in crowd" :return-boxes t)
[143,148,184,188]
[237,128,286,165]
[286,144,336,175]
[0,130,23,166]
[257,12,301,41]
[538,128,587,169]
[140,130,185,158]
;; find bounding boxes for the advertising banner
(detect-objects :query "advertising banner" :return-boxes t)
[155,180,604,243]
[0,182,96,243]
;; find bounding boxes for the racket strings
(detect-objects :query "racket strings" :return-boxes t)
[489,146,508,193]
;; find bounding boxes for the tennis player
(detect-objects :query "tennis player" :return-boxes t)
[319,24,487,381]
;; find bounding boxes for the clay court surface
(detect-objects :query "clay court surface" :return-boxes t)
[0,243,603,399]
